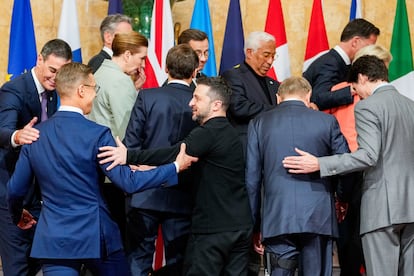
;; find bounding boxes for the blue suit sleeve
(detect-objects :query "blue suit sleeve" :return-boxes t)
[7,145,34,224]
[99,131,178,193]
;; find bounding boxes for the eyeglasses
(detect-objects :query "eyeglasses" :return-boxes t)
[195,50,209,58]
[83,84,101,93]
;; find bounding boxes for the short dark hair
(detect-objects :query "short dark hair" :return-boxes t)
[166,44,199,79]
[40,39,72,61]
[340,18,380,42]
[178,29,208,44]
[348,55,388,83]
[197,76,232,110]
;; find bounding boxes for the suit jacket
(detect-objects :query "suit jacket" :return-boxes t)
[0,71,58,209]
[7,111,177,259]
[124,82,197,213]
[303,49,354,111]
[87,49,111,73]
[221,62,279,150]
[246,100,350,239]
[319,85,414,234]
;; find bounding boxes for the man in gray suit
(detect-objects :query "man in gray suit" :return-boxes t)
[283,55,414,276]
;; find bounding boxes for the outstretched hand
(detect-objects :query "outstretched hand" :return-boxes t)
[282,148,320,173]
[175,143,198,172]
[17,209,37,230]
[15,117,39,145]
[98,136,127,171]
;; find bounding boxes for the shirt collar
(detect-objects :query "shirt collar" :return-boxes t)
[334,45,351,65]
[58,105,84,115]
[31,68,45,95]
[167,79,190,86]
[103,46,113,57]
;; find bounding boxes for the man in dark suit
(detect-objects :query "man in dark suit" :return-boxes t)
[221,31,279,275]
[0,39,72,276]
[123,44,199,276]
[178,29,209,79]
[7,62,196,276]
[246,76,350,275]
[303,18,379,111]
[303,18,380,276]
[221,31,279,152]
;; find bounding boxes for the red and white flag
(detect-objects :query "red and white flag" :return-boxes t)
[265,0,290,82]
[302,0,329,72]
[143,0,174,89]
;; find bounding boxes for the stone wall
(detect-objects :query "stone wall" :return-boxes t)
[0,0,413,85]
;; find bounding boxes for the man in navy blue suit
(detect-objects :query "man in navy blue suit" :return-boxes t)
[7,62,197,276]
[246,76,350,275]
[123,43,199,276]
[0,39,72,276]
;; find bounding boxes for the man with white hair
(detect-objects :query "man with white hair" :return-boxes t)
[221,31,280,276]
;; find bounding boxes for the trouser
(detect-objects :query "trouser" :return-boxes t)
[361,223,414,276]
[41,250,130,276]
[183,228,252,276]
[126,208,191,276]
[264,233,333,276]
[0,206,41,276]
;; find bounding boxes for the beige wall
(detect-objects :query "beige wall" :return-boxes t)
[0,0,413,85]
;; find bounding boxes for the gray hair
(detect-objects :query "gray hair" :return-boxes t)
[99,14,132,42]
[244,31,275,54]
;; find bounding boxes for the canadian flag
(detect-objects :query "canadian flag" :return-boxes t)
[302,0,329,72]
[265,0,290,82]
[142,0,174,89]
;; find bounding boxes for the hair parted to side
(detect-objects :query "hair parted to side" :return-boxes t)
[178,29,208,44]
[56,63,92,98]
[100,14,132,42]
[112,32,148,57]
[244,31,275,54]
[348,55,389,83]
[277,76,312,98]
[166,44,199,79]
[197,76,232,110]
[340,18,380,42]
[353,44,392,65]
[40,39,73,61]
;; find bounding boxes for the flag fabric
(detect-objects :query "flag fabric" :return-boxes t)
[302,0,329,72]
[264,0,291,82]
[218,0,244,75]
[58,0,82,62]
[349,0,362,20]
[389,0,414,100]
[143,0,174,89]
[7,0,37,81]
[108,0,123,15]
[190,0,217,76]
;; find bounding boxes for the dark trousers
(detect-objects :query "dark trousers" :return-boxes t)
[183,228,252,276]
[41,250,130,276]
[126,208,191,276]
[0,207,41,276]
[265,234,333,276]
[102,183,127,244]
[337,173,365,276]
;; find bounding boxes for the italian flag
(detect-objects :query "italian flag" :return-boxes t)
[389,0,414,100]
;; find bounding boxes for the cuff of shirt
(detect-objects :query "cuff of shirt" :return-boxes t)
[173,161,179,173]
[11,130,19,148]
